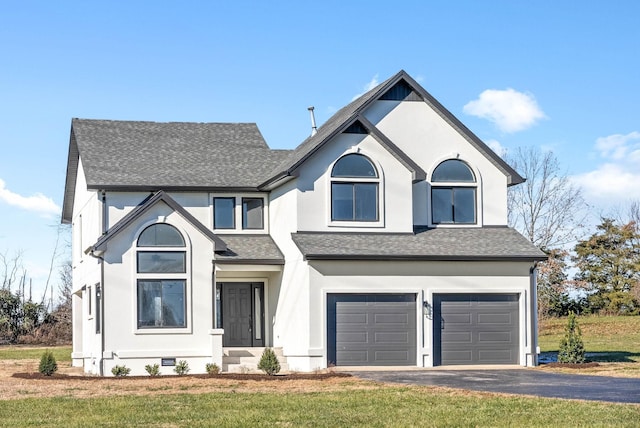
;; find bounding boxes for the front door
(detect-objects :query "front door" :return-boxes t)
[217,282,264,347]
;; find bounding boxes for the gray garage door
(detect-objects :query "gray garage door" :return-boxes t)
[327,294,417,366]
[434,294,519,365]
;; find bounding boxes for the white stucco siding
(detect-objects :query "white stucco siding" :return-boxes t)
[363,100,509,226]
[100,202,216,373]
[305,260,536,369]
[295,132,414,232]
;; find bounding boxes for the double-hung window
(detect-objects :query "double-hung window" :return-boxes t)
[136,223,187,329]
[431,159,477,224]
[331,154,379,222]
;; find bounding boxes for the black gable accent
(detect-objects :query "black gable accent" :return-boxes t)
[380,80,422,101]
[343,121,368,134]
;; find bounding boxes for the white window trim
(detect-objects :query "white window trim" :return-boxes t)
[210,193,269,234]
[133,220,192,335]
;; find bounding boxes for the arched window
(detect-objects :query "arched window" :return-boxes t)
[136,224,187,329]
[431,159,476,224]
[331,154,379,222]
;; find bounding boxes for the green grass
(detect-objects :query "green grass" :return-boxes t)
[539,315,640,362]
[0,388,639,427]
[0,345,71,362]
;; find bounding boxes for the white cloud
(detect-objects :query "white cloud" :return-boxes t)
[0,178,60,217]
[572,131,640,205]
[463,88,546,133]
[485,139,507,158]
[594,131,640,161]
[351,74,379,101]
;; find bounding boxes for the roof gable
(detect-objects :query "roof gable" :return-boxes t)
[91,191,227,253]
[261,70,524,189]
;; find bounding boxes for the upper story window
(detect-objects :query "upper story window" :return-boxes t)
[136,223,187,329]
[213,197,235,229]
[431,159,476,224]
[242,198,264,229]
[331,154,379,222]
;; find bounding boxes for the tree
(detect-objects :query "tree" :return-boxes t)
[508,147,586,250]
[573,218,640,315]
[557,312,585,364]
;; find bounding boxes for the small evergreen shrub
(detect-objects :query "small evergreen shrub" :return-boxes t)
[174,360,190,375]
[38,350,58,376]
[257,347,281,375]
[145,363,160,376]
[558,312,586,363]
[111,365,131,377]
[205,362,220,375]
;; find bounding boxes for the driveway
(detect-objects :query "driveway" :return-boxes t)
[351,369,640,404]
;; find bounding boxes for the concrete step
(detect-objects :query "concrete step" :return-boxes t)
[222,347,288,373]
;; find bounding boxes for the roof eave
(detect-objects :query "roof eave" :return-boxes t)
[303,254,547,262]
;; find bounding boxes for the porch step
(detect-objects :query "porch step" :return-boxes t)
[222,347,289,373]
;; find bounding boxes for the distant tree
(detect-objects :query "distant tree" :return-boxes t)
[573,218,640,315]
[507,147,586,250]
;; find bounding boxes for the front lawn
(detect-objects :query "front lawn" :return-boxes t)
[0,346,71,362]
[1,387,639,427]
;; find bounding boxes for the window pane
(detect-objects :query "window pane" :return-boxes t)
[331,154,378,178]
[332,183,354,221]
[137,280,186,328]
[214,197,235,229]
[354,183,378,221]
[138,224,185,247]
[432,188,453,223]
[432,160,475,182]
[242,198,264,229]
[254,287,262,340]
[137,252,186,273]
[454,188,476,223]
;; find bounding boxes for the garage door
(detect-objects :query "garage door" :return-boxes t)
[327,294,416,366]
[434,294,519,365]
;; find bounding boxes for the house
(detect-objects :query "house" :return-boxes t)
[62,70,546,376]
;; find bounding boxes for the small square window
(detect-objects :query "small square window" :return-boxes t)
[214,197,235,229]
[242,198,264,229]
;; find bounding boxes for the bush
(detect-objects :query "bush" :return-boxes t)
[257,347,280,375]
[111,365,131,377]
[558,312,586,363]
[38,350,58,376]
[145,363,160,376]
[173,360,190,375]
[205,362,220,375]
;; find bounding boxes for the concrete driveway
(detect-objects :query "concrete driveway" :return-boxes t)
[351,369,640,404]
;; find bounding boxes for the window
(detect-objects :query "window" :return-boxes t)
[242,198,264,229]
[136,223,187,329]
[431,159,476,224]
[214,197,235,229]
[331,154,379,222]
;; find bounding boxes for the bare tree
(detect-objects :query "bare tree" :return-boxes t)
[1,250,23,291]
[508,147,587,250]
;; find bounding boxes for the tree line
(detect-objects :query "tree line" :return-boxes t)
[509,147,640,318]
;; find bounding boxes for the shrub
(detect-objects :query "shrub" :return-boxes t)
[257,347,281,375]
[174,360,190,375]
[558,312,586,363]
[38,350,58,376]
[111,365,131,377]
[145,363,160,376]
[205,362,220,375]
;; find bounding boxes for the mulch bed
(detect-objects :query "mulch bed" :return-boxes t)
[12,372,352,381]
[542,362,600,369]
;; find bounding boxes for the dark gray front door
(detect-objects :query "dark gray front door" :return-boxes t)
[434,294,519,365]
[219,282,264,347]
[327,294,417,366]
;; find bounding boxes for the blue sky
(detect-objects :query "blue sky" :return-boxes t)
[1,1,639,300]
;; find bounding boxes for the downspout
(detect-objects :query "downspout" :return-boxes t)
[88,250,105,376]
[528,261,539,366]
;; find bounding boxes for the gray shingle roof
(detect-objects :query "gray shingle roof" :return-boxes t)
[214,235,284,264]
[291,227,546,261]
[261,70,524,189]
[72,119,291,190]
